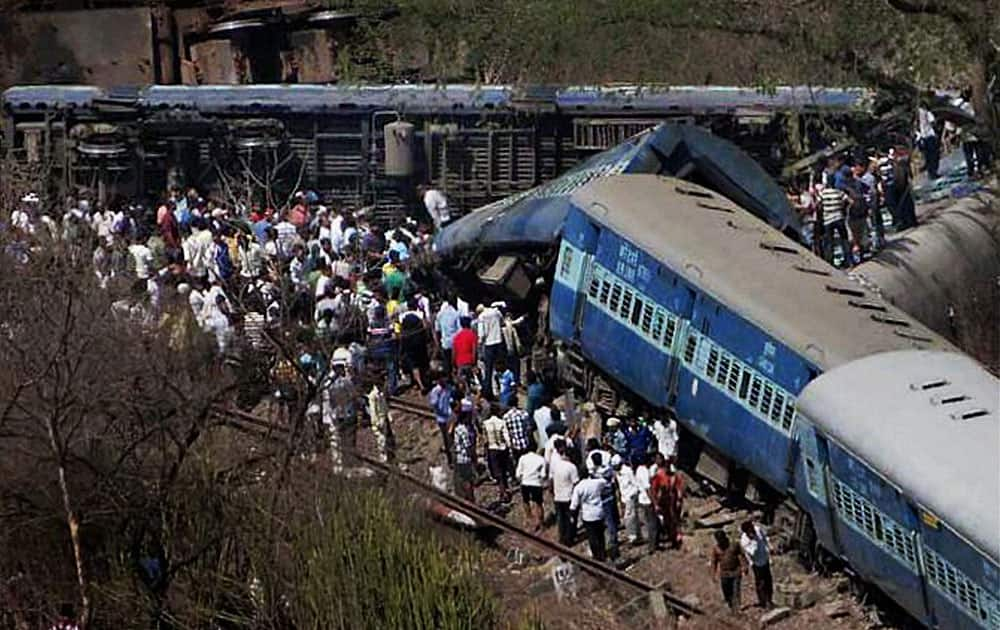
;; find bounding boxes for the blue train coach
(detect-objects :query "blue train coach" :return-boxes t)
[795,350,999,629]
[548,173,953,493]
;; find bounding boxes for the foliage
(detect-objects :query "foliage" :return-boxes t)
[253,480,498,629]
[0,242,498,628]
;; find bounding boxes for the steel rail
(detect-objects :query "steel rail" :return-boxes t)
[216,406,722,622]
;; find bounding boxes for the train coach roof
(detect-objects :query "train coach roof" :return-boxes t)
[797,351,999,562]
[570,174,954,370]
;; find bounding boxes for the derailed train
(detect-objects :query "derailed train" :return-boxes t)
[541,175,998,628]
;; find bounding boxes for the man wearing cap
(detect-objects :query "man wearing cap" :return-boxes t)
[606,417,627,456]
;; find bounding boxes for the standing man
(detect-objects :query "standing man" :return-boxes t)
[482,403,514,502]
[452,316,478,387]
[503,405,534,465]
[515,445,547,532]
[570,467,608,562]
[435,295,461,374]
[428,376,455,466]
[322,359,357,469]
[550,439,580,546]
[916,105,940,180]
[652,416,679,462]
[740,519,774,610]
[475,303,505,400]
[819,175,849,267]
[452,410,477,503]
[421,184,451,230]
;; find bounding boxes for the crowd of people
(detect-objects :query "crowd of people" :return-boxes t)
[789,148,917,268]
[791,100,993,270]
[3,179,782,616]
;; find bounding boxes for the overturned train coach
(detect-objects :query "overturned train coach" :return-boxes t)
[543,175,997,628]
[2,84,866,222]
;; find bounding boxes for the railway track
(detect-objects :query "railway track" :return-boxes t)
[387,395,436,419]
[215,406,732,625]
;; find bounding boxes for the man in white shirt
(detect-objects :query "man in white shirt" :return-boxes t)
[549,439,579,546]
[740,520,773,609]
[128,239,154,280]
[421,185,451,230]
[652,417,679,461]
[570,471,608,561]
[183,219,214,281]
[482,405,513,501]
[515,449,547,532]
[533,403,553,452]
[475,303,505,400]
[616,455,640,545]
[635,455,658,553]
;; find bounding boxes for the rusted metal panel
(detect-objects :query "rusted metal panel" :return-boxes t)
[0,8,156,88]
[288,29,337,83]
[189,40,244,85]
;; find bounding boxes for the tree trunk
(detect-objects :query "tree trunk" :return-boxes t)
[47,419,90,628]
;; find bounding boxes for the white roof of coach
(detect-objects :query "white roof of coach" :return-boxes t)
[797,350,999,562]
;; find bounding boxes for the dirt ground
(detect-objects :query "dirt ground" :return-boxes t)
[356,390,895,630]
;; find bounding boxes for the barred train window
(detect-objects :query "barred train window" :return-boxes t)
[641,303,654,333]
[727,363,741,394]
[761,384,774,416]
[664,318,677,349]
[560,246,574,278]
[706,348,720,379]
[599,279,612,305]
[770,394,785,424]
[651,310,665,341]
[717,355,732,386]
[738,372,751,400]
[748,375,762,408]
[782,404,796,430]
[630,299,643,327]
[621,290,634,320]
[609,283,622,312]
[683,335,698,364]
[588,269,601,299]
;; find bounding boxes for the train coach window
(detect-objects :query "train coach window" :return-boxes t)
[706,348,720,379]
[664,318,678,350]
[782,403,796,430]
[621,290,634,320]
[683,335,699,364]
[651,310,665,341]
[717,355,732,386]
[739,373,753,403]
[727,364,742,394]
[599,279,612,305]
[770,393,785,424]
[761,384,775,416]
[588,273,601,299]
[747,376,762,408]
[609,283,622,313]
[631,298,644,326]
[640,303,653,333]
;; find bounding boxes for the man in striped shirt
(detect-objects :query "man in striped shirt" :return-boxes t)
[819,159,850,267]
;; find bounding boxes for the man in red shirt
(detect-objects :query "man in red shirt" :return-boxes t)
[451,316,477,386]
